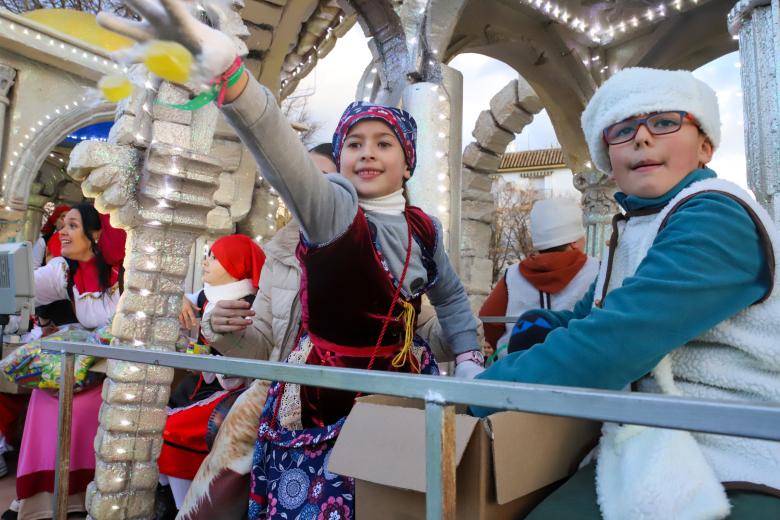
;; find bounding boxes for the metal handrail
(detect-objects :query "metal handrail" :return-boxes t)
[44,340,780,519]
[478,315,520,323]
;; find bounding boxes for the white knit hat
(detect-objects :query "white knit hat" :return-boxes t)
[581,67,721,175]
[530,198,585,250]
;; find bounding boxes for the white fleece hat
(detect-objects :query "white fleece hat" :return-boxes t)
[530,198,585,251]
[581,67,721,175]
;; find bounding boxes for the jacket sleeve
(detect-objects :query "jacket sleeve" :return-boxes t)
[425,217,480,355]
[202,261,276,360]
[479,275,509,349]
[416,298,452,362]
[33,257,69,306]
[473,193,771,416]
[32,237,46,270]
[221,75,358,246]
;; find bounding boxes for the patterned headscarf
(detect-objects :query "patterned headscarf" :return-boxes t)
[332,101,418,176]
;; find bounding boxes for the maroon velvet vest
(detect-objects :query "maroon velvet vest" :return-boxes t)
[296,206,437,426]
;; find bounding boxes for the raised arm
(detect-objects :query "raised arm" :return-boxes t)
[97,0,357,244]
[220,76,358,244]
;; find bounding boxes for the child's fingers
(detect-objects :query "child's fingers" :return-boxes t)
[158,0,202,53]
[216,324,250,332]
[185,309,197,329]
[212,315,252,332]
[96,12,154,43]
[215,300,252,310]
[123,0,168,25]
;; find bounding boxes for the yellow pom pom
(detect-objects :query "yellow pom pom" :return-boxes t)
[144,40,193,84]
[98,74,133,102]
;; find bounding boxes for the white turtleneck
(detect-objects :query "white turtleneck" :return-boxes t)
[358,188,405,215]
[203,279,255,315]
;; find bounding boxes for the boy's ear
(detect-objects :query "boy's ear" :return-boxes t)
[698,136,715,166]
[404,166,411,180]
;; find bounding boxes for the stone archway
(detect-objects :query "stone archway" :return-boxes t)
[6,100,115,210]
[459,78,543,308]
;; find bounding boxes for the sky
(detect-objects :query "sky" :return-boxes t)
[294,25,747,188]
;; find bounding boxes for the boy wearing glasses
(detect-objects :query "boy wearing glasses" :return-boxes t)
[475,68,780,519]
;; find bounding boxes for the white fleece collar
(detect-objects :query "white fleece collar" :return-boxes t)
[203,279,255,315]
[359,188,405,215]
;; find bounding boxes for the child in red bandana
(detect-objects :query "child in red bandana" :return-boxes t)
[158,235,265,512]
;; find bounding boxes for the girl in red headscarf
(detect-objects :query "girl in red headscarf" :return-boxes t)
[157,234,265,512]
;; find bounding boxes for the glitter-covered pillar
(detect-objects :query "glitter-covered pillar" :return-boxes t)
[573,169,617,258]
[0,63,14,170]
[403,81,453,247]
[0,64,16,242]
[69,75,230,518]
[442,65,463,272]
[65,3,249,513]
[729,0,780,224]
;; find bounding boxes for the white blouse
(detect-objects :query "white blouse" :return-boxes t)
[34,257,119,330]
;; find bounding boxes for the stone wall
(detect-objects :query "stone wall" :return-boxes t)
[460,78,543,310]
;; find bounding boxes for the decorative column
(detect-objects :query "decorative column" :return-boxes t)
[729,0,780,224]
[0,64,17,242]
[403,82,453,243]
[443,65,464,272]
[0,64,15,182]
[17,192,46,243]
[460,78,542,308]
[573,169,617,258]
[68,72,230,518]
[64,3,250,515]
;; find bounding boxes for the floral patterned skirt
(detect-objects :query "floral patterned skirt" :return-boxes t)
[248,334,438,519]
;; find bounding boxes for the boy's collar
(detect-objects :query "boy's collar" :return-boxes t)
[614,168,717,212]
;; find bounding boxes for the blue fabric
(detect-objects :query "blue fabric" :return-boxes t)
[507,313,554,354]
[473,168,772,417]
[249,335,439,519]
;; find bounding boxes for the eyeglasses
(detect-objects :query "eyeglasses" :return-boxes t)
[602,111,693,145]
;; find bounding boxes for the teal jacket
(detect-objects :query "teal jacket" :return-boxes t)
[472,168,772,417]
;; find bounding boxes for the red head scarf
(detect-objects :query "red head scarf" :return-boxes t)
[97,213,127,267]
[41,205,71,236]
[210,235,266,289]
[46,231,61,258]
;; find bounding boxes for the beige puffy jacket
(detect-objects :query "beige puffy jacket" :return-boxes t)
[201,220,454,363]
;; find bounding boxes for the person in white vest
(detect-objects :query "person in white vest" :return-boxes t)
[480,198,598,360]
[474,67,780,520]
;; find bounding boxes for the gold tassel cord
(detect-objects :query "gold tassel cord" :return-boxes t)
[391,300,419,372]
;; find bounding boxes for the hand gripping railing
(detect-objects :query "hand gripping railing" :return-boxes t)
[43,340,780,520]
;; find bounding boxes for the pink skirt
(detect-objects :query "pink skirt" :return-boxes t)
[16,385,102,499]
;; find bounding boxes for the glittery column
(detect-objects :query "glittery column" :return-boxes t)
[729,0,780,224]
[69,76,230,519]
[573,169,617,258]
[0,63,15,208]
[65,2,250,513]
[403,81,453,246]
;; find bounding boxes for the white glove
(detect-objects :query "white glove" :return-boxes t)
[453,351,485,379]
[454,360,485,379]
[96,0,239,82]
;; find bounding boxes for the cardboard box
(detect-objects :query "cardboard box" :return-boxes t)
[329,395,600,519]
